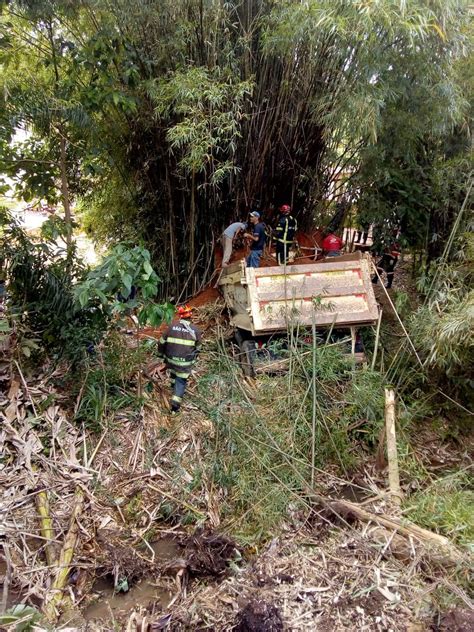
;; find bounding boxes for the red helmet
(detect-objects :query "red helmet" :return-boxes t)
[177,304,192,318]
[280,204,291,214]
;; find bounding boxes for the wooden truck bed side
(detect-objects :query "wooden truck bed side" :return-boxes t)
[219,252,378,334]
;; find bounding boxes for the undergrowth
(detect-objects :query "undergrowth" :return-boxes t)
[73,332,146,431]
[404,469,474,550]
[194,334,386,543]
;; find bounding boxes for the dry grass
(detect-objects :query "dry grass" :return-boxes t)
[1,318,472,631]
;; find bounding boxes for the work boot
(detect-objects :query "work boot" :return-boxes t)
[170,404,181,414]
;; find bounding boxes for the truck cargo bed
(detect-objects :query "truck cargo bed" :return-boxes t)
[219,252,378,334]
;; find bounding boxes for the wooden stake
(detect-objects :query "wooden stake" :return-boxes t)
[371,308,383,370]
[385,388,402,506]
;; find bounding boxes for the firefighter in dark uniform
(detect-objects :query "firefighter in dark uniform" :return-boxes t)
[275,204,298,265]
[372,242,401,289]
[158,305,201,413]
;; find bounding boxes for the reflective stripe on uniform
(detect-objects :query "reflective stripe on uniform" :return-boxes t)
[166,336,196,347]
[171,394,183,403]
[276,216,297,244]
[166,357,193,366]
[174,370,189,378]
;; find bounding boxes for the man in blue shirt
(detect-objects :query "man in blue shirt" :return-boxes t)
[244,211,266,268]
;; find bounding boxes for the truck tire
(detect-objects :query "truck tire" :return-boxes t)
[240,340,256,378]
[234,328,248,347]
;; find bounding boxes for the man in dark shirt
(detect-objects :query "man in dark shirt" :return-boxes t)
[244,211,266,268]
[372,242,401,289]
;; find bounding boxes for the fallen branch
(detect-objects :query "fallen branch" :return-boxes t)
[310,491,465,567]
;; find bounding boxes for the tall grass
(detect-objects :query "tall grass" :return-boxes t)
[194,334,385,542]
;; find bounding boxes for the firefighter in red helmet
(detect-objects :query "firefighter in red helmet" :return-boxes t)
[275,204,298,265]
[158,305,201,413]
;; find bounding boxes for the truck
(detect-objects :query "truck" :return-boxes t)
[218,251,379,376]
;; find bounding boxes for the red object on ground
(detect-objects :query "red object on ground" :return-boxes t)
[322,234,343,253]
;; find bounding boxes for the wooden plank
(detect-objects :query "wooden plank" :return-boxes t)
[252,259,365,278]
[257,304,377,330]
[257,284,366,302]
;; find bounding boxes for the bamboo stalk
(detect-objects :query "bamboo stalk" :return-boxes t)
[43,487,85,622]
[310,492,463,566]
[311,311,317,488]
[35,490,58,567]
[0,543,11,615]
[384,388,402,506]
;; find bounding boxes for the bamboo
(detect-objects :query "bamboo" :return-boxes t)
[311,311,317,488]
[0,543,11,614]
[384,388,402,506]
[35,490,57,567]
[310,492,463,566]
[43,487,85,622]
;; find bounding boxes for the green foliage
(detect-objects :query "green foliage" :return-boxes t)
[79,176,142,245]
[1,0,470,298]
[404,470,474,549]
[74,332,145,431]
[0,207,106,361]
[0,605,43,631]
[405,228,474,408]
[194,337,385,542]
[152,66,252,182]
[75,243,175,326]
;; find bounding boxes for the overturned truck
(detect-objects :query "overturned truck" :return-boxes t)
[218,252,379,376]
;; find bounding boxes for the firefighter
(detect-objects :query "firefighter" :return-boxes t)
[158,305,201,413]
[322,231,344,257]
[372,242,401,289]
[275,204,297,265]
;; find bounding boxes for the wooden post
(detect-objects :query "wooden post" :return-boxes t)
[350,326,356,356]
[371,308,383,370]
[385,388,402,506]
[311,311,317,488]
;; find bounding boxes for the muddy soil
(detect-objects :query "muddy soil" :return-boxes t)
[83,578,172,623]
[235,599,284,632]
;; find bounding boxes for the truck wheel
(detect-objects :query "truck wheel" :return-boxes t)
[234,328,247,347]
[240,340,256,378]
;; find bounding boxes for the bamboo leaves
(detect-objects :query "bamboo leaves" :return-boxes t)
[152,66,253,181]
